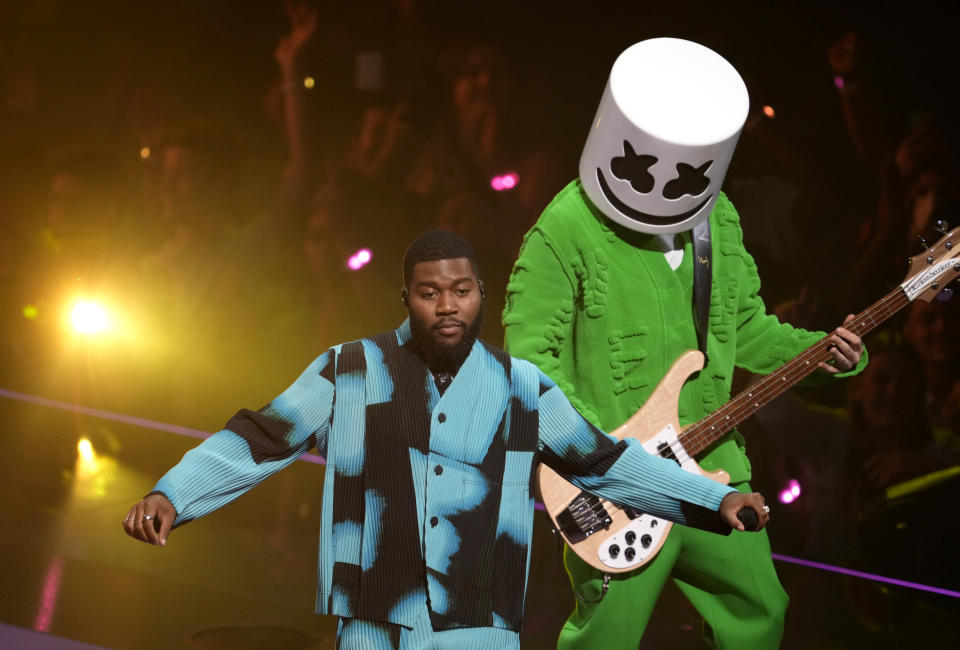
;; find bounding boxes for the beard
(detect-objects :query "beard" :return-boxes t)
[409,303,484,373]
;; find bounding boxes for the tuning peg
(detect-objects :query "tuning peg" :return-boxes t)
[918,235,930,250]
[934,220,950,234]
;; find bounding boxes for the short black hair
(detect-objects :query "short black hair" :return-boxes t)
[402,229,480,288]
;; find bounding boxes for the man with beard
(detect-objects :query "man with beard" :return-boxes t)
[122,230,770,649]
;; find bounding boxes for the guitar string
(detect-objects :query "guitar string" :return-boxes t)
[684,242,954,448]
[682,289,908,452]
[680,288,911,455]
[582,289,911,542]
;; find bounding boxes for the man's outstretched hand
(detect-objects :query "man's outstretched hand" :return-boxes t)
[719,491,771,532]
[122,493,176,547]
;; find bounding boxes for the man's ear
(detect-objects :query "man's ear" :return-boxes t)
[478,280,485,301]
[401,287,409,306]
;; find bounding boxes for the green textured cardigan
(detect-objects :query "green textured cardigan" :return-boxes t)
[503,180,866,485]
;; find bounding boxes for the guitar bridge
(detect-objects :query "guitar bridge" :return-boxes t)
[556,491,612,544]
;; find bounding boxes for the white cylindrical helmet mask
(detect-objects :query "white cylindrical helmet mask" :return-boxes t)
[579,38,749,235]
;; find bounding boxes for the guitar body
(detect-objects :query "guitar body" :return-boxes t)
[538,350,729,573]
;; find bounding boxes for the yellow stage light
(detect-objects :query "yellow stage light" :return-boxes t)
[70,300,109,335]
[77,437,100,475]
[23,304,39,319]
[78,438,95,462]
[303,76,316,89]
[140,147,151,159]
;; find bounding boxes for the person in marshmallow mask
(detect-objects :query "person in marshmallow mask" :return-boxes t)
[503,38,866,648]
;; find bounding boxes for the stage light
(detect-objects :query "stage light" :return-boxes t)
[762,105,775,119]
[69,300,109,335]
[78,437,94,462]
[833,75,845,90]
[33,555,64,633]
[23,304,39,319]
[303,76,316,89]
[77,437,99,475]
[140,147,151,159]
[491,172,519,191]
[347,248,372,270]
[778,478,802,504]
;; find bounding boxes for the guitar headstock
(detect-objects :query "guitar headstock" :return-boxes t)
[901,224,960,302]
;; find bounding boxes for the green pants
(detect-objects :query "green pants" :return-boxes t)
[558,485,788,649]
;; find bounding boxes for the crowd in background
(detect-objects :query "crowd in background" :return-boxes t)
[1,0,959,629]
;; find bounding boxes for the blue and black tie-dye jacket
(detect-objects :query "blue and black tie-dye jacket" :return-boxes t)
[154,319,734,632]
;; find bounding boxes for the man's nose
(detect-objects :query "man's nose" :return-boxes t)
[437,292,457,314]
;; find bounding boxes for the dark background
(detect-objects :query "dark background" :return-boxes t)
[1,1,958,648]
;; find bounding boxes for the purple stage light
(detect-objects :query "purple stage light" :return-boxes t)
[779,478,801,503]
[347,248,372,270]
[33,555,64,633]
[490,172,519,191]
[771,553,960,599]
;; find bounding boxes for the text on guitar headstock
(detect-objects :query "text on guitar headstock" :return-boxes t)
[901,223,960,302]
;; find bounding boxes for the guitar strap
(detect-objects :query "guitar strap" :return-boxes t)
[692,220,712,363]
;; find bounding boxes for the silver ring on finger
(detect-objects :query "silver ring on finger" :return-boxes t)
[762,505,770,514]
[142,514,153,521]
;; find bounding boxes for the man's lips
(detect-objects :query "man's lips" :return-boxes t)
[434,319,465,336]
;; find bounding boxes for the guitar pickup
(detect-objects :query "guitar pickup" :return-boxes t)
[556,492,612,544]
[657,441,681,466]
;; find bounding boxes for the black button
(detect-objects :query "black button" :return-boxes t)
[624,547,636,561]
[625,531,637,545]
[434,465,443,475]
[608,544,620,558]
[641,534,652,548]
[438,413,447,423]
[430,516,439,527]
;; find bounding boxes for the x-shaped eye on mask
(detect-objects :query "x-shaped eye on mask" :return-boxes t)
[664,160,713,199]
[611,141,657,193]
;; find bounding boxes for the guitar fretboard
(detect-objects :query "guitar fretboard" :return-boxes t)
[680,286,911,456]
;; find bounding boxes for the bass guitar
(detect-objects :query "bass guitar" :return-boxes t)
[538,223,960,572]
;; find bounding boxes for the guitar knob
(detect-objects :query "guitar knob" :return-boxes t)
[641,534,653,548]
[625,531,637,546]
[608,544,620,558]
[624,547,636,561]
[650,519,658,528]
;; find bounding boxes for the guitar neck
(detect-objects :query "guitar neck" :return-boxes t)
[679,286,911,456]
